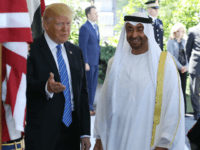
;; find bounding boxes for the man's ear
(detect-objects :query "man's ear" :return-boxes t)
[87,13,91,20]
[147,8,151,13]
[43,21,49,31]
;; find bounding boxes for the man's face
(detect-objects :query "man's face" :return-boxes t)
[88,8,98,22]
[148,8,158,18]
[44,15,71,44]
[125,23,148,50]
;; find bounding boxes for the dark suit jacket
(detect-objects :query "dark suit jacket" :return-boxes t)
[150,17,164,51]
[25,34,90,150]
[186,23,200,75]
[187,118,200,149]
[79,20,100,66]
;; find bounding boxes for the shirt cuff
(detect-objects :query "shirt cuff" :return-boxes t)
[80,135,90,139]
[94,135,101,139]
[45,81,54,100]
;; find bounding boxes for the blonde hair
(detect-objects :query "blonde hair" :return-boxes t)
[43,3,74,23]
[169,23,187,40]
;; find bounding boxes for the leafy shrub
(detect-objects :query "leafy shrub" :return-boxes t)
[98,42,116,84]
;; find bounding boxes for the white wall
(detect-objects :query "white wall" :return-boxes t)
[95,0,114,43]
[45,0,60,5]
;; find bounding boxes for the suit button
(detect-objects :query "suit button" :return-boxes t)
[158,39,160,41]
[157,29,159,32]
[157,34,159,36]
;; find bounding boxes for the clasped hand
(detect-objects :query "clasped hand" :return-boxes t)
[47,72,66,93]
[180,66,187,74]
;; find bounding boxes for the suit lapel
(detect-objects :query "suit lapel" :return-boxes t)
[64,42,78,103]
[87,21,98,39]
[63,42,74,71]
[39,34,61,82]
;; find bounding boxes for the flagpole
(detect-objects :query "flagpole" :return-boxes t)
[0,43,2,150]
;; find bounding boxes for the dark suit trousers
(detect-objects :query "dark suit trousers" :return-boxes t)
[25,112,80,150]
[86,65,99,111]
[190,74,200,115]
[187,118,200,150]
[55,112,80,150]
[179,71,187,114]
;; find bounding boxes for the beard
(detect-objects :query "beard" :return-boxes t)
[129,36,148,50]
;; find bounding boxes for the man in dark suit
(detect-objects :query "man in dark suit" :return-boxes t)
[187,118,200,150]
[79,6,100,115]
[145,0,164,50]
[25,3,91,150]
[186,12,200,120]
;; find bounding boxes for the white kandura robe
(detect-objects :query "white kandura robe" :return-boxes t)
[94,51,185,150]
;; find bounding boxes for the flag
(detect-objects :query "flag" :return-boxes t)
[27,0,46,39]
[0,0,32,142]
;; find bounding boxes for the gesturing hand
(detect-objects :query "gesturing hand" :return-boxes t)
[47,72,66,93]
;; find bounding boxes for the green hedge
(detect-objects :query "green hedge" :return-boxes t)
[98,42,116,84]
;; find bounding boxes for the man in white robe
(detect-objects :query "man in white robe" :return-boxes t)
[93,12,186,150]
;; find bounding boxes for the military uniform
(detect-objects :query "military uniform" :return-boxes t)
[151,17,164,51]
[145,0,164,51]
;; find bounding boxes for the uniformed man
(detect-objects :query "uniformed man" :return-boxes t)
[145,0,164,51]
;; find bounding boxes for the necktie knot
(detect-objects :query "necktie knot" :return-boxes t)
[56,44,62,53]
[94,24,98,29]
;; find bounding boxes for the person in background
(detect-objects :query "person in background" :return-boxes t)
[167,23,188,114]
[186,12,200,120]
[145,0,164,50]
[79,6,101,116]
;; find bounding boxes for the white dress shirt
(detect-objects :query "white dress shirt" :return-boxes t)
[44,32,74,111]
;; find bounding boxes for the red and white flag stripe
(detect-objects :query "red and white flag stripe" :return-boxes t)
[1,0,32,142]
[0,13,31,28]
[2,42,28,142]
[0,0,32,43]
